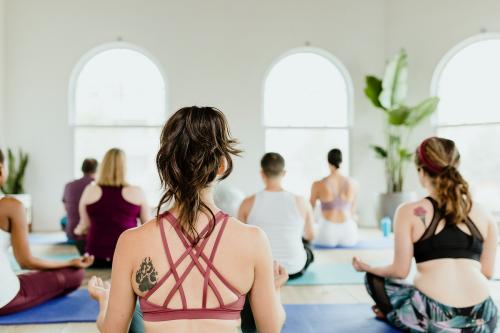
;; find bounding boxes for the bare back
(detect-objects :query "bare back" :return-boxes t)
[107,209,279,333]
[311,175,355,223]
[403,199,496,307]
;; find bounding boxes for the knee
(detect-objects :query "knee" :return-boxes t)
[59,268,85,289]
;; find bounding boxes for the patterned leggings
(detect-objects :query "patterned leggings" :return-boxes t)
[365,273,498,332]
[0,268,84,315]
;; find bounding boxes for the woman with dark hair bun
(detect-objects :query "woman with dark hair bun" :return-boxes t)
[88,107,287,333]
[353,137,498,332]
[310,148,359,246]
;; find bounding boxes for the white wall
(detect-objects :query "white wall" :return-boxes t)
[3,0,388,230]
[7,0,498,231]
[8,0,500,230]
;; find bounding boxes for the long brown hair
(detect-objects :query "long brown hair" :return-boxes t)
[156,106,241,243]
[415,137,472,224]
[97,148,128,187]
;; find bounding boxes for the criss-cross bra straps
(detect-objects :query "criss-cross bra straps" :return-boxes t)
[142,211,241,309]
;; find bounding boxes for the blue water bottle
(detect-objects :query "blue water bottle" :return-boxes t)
[380,216,392,237]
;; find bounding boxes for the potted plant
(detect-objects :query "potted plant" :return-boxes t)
[0,149,31,225]
[364,49,439,221]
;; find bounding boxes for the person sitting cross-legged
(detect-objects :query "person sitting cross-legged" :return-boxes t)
[239,152,315,279]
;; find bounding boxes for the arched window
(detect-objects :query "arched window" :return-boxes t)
[70,44,166,204]
[264,50,352,196]
[433,35,500,213]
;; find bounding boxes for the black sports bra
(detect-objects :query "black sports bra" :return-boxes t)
[413,197,483,264]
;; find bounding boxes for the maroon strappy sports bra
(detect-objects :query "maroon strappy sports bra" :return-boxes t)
[139,211,246,321]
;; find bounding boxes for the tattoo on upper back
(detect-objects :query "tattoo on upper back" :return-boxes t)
[413,206,428,226]
[135,257,158,292]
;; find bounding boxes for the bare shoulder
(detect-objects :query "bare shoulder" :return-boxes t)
[469,201,496,228]
[115,218,159,254]
[125,185,144,193]
[122,185,146,205]
[241,195,256,206]
[227,216,267,242]
[85,183,100,191]
[311,180,322,189]
[395,198,434,221]
[0,196,23,210]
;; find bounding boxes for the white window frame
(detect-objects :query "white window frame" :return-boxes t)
[431,33,500,216]
[68,42,169,176]
[262,47,354,173]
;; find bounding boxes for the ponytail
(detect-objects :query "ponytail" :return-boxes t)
[433,166,472,224]
[416,137,472,224]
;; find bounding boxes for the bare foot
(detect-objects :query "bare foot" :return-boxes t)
[371,305,386,320]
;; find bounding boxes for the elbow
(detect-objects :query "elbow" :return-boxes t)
[18,256,35,270]
[268,309,286,333]
[303,231,314,242]
[482,270,494,280]
[392,268,410,280]
[280,307,286,328]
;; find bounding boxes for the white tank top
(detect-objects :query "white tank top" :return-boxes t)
[0,228,20,308]
[247,191,307,274]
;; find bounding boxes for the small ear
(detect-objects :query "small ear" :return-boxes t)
[217,157,227,176]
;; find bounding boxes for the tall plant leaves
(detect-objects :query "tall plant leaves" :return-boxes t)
[371,145,388,159]
[379,49,408,109]
[0,149,28,194]
[364,76,384,109]
[388,106,410,126]
[404,97,439,127]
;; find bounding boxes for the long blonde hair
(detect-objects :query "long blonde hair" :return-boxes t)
[415,137,472,224]
[97,148,128,187]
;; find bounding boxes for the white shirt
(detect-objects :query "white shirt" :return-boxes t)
[0,228,20,308]
[247,190,306,274]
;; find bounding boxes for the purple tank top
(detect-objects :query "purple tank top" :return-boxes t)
[86,186,141,261]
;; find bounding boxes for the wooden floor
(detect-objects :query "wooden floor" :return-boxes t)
[3,229,500,333]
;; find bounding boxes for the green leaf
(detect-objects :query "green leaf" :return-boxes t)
[404,97,439,127]
[364,76,384,109]
[371,145,387,159]
[399,148,413,161]
[0,148,29,194]
[388,106,410,126]
[379,49,408,109]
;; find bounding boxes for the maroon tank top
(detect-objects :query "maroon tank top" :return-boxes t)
[86,186,141,261]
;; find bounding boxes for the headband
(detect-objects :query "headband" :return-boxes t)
[418,138,445,174]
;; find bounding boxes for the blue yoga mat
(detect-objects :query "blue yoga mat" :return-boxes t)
[0,289,98,325]
[313,236,393,250]
[283,304,400,333]
[29,233,72,246]
[287,263,364,285]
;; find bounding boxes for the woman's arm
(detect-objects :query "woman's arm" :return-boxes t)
[353,204,413,279]
[348,180,359,221]
[295,195,315,241]
[89,230,137,333]
[479,214,497,279]
[309,182,318,209]
[237,195,255,223]
[8,198,93,270]
[249,228,286,333]
[74,185,92,236]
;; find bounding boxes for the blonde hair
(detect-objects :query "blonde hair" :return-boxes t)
[415,137,472,224]
[97,148,128,187]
